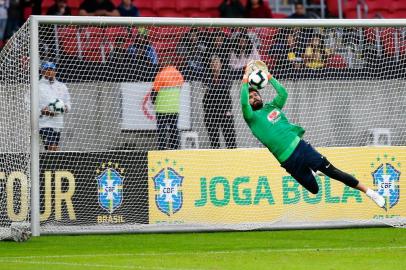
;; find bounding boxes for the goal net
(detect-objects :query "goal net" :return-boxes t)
[0,17,405,238]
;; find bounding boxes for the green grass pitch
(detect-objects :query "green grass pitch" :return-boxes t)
[0,228,405,270]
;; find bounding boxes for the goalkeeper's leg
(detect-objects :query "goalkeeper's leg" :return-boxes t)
[317,160,359,188]
[317,159,386,209]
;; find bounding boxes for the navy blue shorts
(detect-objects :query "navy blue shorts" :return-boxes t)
[39,128,60,149]
[281,140,327,194]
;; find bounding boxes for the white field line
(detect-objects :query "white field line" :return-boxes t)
[0,259,201,270]
[1,245,406,261]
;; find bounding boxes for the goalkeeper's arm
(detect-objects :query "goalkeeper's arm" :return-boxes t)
[269,77,288,109]
[240,76,254,121]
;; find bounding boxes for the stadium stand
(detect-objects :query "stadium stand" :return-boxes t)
[341,0,406,19]
[57,26,80,56]
[79,27,106,62]
[19,0,406,77]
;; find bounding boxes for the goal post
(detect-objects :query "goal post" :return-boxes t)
[0,16,405,239]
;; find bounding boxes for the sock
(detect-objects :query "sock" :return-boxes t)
[366,188,375,197]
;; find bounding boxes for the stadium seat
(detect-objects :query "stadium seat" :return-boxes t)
[389,1,406,18]
[344,0,362,18]
[105,26,130,44]
[380,28,397,56]
[23,7,32,21]
[67,0,81,9]
[272,13,288,18]
[200,0,222,11]
[57,26,80,56]
[139,8,157,17]
[366,1,389,17]
[42,0,54,9]
[157,9,185,17]
[326,54,347,68]
[79,27,105,62]
[153,0,177,12]
[111,0,121,7]
[327,0,339,17]
[71,8,80,16]
[186,10,212,18]
[147,26,181,42]
[259,54,276,71]
[257,27,279,48]
[176,0,200,12]
[134,0,153,10]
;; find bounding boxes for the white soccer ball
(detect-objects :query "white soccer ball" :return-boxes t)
[49,99,65,114]
[248,69,268,90]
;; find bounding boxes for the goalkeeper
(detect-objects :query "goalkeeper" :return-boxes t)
[240,63,386,209]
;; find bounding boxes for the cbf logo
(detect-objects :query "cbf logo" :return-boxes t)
[371,155,401,209]
[267,109,281,123]
[151,159,184,216]
[96,162,124,213]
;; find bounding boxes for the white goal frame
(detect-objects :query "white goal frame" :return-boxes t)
[27,16,406,236]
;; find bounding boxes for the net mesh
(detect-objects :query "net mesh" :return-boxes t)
[0,21,31,239]
[1,19,406,237]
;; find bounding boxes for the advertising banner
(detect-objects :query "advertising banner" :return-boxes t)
[0,151,148,226]
[148,147,405,225]
[120,82,191,130]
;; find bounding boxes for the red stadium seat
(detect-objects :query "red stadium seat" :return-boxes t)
[344,0,361,18]
[176,0,200,11]
[326,54,347,68]
[23,7,32,21]
[67,0,81,9]
[57,26,80,56]
[42,0,54,9]
[139,8,157,17]
[272,12,288,18]
[327,0,339,17]
[157,9,185,17]
[147,26,181,41]
[186,10,212,18]
[365,27,399,56]
[134,0,153,10]
[79,27,105,62]
[380,27,397,56]
[200,0,222,11]
[259,54,276,71]
[111,0,121,7]
[71,8,80,15]
[105,26,130,44]
[153,0,177,12]
[389,1,406,18]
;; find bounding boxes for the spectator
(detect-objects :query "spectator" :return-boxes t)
[219,0,244,18]
[150,60,184,150]
[79,0,119,16]
[271,29,305,70]
[39,61,71,151]
[176,28,209,81]
[245,0,272,18]
[208,30,232,66]
[46,0,71,15]
[288,1,309,19]
[127,28,159,80]
[0,0,8,43]
[203,54,237,149]
[107,35,132,81]
[303,34,330,69]
[4,0,21,40]
[117,0,139,17]
[229,30,260,79]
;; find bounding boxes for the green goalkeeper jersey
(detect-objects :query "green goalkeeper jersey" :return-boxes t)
[240,77,305,163]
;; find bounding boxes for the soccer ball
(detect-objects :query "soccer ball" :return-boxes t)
[49,99,65,114]
[248,69,268,90]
